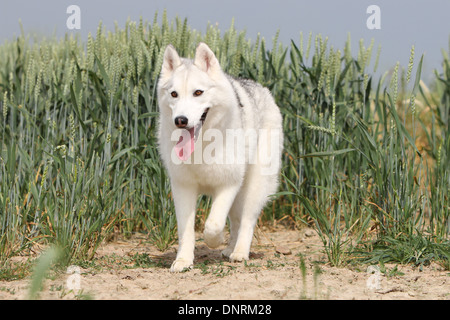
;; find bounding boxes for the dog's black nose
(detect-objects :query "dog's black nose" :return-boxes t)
[174,116,188,128]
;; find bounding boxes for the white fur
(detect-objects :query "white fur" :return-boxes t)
[157,43,283,272]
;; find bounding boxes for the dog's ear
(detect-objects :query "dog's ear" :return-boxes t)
[161,45,181,77]
[194,43,221,75]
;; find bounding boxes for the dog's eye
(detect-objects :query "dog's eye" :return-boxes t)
[193,90,204,97]
[170,91,178,98]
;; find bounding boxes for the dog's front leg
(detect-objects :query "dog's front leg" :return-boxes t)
[170,182,198,272]
[204,184,240,249]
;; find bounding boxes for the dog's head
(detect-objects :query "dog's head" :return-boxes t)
[158,43,224,130]
[157,43,227,161]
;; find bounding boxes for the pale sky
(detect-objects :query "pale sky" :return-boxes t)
[1,0,449,83]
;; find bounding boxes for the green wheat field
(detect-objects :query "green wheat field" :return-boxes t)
[1,13,449,278]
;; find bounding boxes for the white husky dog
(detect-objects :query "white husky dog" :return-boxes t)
[157,43,283,272]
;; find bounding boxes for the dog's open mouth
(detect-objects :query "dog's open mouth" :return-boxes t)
[174,108,209,161]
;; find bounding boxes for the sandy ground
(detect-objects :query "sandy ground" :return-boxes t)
[0,225,448,300]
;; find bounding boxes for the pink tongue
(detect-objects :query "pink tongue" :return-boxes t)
[174,128,195,161]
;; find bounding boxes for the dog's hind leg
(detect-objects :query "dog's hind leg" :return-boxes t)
[221,197,243,258]
[228,164,279,262]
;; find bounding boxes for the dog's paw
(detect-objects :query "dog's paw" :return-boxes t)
[170,259,193,273]
[203,223,224,249]
[229,252,249,262]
